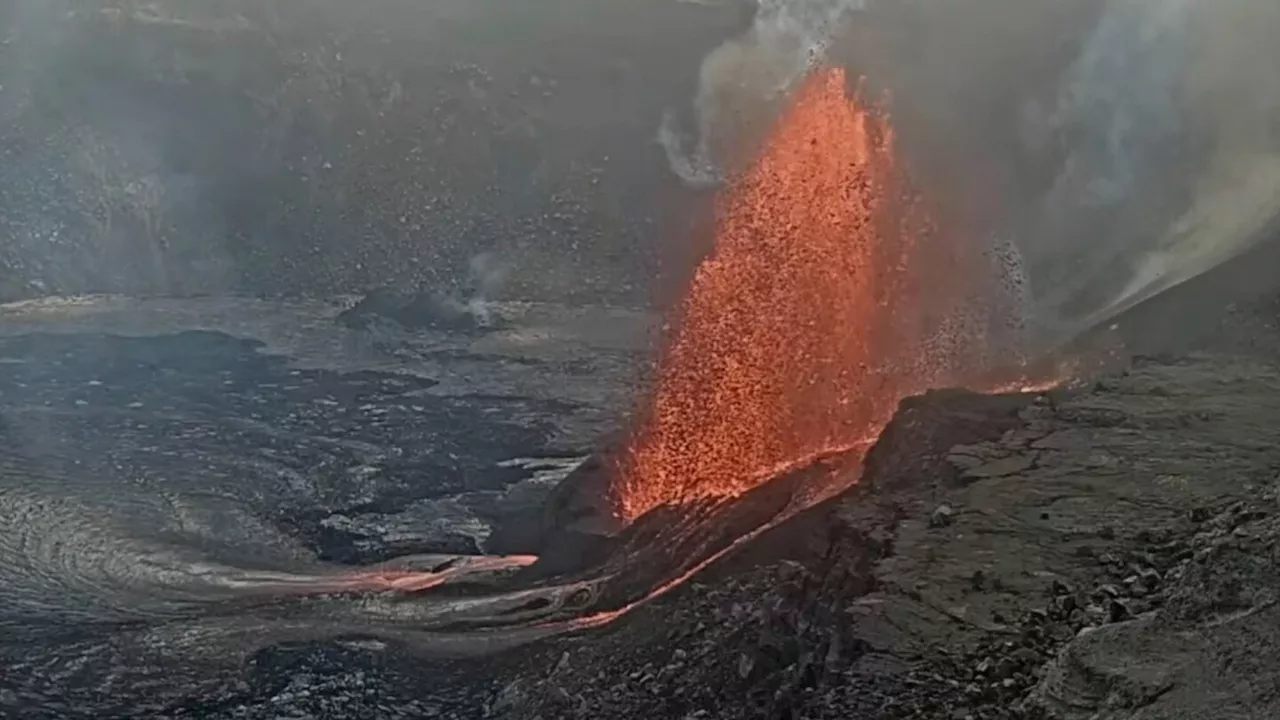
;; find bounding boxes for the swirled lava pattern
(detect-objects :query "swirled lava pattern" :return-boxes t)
[614,67,1028,523]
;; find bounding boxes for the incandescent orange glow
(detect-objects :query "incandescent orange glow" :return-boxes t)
[614,67,1029,522]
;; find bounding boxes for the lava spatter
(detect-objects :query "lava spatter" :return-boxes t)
[615,67,1018,522]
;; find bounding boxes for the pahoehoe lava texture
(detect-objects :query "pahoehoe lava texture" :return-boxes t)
[0,334,1034,718]
[0,297,665,717]
[3,308,1280,720]
[0,330,562,644]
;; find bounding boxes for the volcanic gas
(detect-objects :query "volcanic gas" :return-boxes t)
[613,67,1031,523]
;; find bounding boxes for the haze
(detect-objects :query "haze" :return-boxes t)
[3,0,1278,354]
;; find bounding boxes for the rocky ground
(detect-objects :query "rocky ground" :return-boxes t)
[486,244,1280,720]
[493,353,1280,720]
[0,295,654,563]
[0,279,1278,719]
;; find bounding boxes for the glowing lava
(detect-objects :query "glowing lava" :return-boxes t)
[615,67,1023,522]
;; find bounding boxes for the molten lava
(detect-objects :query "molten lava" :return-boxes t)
[615,68,1023,522]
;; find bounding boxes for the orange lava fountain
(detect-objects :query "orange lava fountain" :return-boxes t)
[614,67,1025,523]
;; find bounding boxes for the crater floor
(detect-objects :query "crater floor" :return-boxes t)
[2,293,1278,720]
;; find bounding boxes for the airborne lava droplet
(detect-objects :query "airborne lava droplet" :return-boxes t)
[615,67,1023,522]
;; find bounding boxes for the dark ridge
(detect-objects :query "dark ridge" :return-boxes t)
[337,287,500,334]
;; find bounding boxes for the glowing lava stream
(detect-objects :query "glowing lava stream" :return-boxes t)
[613,66,1034,524]
[247,555,540,594]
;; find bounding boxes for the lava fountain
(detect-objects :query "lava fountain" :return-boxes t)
[286,67,1056,638]
[614,67,1031,523]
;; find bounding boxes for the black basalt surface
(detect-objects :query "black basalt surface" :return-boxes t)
[0,330,557,562]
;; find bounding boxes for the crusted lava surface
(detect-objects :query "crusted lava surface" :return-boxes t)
[492,355,1280,720]
[2,253,1280,719]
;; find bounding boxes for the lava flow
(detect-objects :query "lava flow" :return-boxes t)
[614,67,1030,523]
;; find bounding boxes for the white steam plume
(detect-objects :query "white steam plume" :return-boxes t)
[1027,0,1280,345]
[1088,0,1280,331]
[1025,0,1195,339]
[660,0,866,187]
[464,251,509,327]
